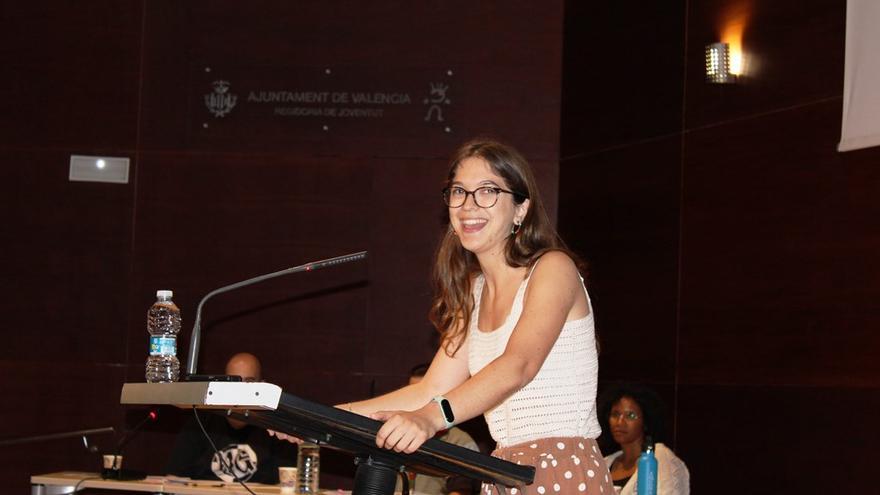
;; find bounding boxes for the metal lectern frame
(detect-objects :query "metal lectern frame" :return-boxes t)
[120,382,534,495]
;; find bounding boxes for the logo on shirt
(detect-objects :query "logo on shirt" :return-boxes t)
[211,443,258,482]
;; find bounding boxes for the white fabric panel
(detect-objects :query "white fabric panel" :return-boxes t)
[839,0,880,152]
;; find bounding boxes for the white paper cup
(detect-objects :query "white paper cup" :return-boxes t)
[102,454,122,470]
[279,466,297,493]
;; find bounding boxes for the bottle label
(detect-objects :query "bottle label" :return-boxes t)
[149,336,177,356]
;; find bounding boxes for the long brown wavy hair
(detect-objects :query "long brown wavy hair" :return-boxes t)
[429,139,581,356]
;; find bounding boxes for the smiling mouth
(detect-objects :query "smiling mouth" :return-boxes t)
[460,219,487,233]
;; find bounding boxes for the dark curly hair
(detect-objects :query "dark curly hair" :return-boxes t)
[598,384,668,451]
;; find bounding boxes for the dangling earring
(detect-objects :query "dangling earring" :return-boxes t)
[450,226,458,236]
[511,221,522,235]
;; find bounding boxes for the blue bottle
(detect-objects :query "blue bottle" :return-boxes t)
[636,440,658,495]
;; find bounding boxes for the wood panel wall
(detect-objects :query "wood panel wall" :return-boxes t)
[560,0,879,492]
[0,1,564,492]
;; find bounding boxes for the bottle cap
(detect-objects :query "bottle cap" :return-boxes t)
[156,290,173,299]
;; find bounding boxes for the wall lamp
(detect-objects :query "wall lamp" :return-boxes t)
[705,42,737,83]
[69,155,130,184]
[707,3,749,84]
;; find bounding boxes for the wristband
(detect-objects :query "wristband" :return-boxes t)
[432,395,455,429]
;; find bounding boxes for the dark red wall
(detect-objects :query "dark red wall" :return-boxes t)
[6,1,872,493]
[560,0,879,492]
[0,1,564,492]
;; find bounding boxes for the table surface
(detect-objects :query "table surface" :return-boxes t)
[31,472,351,495]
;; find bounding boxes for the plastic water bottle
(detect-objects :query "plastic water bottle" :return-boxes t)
[635,440,658,495]
[145,290,181,383]
[295,442,320,494]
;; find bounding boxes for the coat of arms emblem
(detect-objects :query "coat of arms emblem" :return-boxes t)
[204,80,238,117]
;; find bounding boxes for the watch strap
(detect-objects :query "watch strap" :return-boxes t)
[432,395,455,429]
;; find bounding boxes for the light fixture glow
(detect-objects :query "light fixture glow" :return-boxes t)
[712,1,751,80]
[69,155,130,184]
[705,42,736,84]
[721,22,745,75]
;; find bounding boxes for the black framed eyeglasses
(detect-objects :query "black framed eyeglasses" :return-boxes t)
[442,186,526,208]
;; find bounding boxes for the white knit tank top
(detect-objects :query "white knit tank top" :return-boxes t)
[467,268,602,447]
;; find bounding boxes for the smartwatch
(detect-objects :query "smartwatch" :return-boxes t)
[432,395,455,429]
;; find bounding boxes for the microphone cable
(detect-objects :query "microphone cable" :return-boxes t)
[192,407,258,495]
[71,476,101,493]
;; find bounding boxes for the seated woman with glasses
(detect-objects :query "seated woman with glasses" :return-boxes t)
[276,138,614,494]
[598,385,689,495]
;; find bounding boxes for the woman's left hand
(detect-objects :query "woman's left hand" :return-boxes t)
[371,408,440,453]
[267,429,304,444]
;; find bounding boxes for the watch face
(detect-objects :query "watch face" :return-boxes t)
[440,399,455,422]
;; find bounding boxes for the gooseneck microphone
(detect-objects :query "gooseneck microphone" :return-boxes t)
[0,427,114,447]
[116,409,158,456]
[101,409,158,480]
[184,250,368,377]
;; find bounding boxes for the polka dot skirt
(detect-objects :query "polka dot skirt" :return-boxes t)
[483,437,614,495]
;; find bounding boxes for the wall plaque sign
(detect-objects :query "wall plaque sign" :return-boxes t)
[191,66,455,142]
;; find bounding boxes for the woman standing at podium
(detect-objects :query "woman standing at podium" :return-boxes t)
[284,139,613,494]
